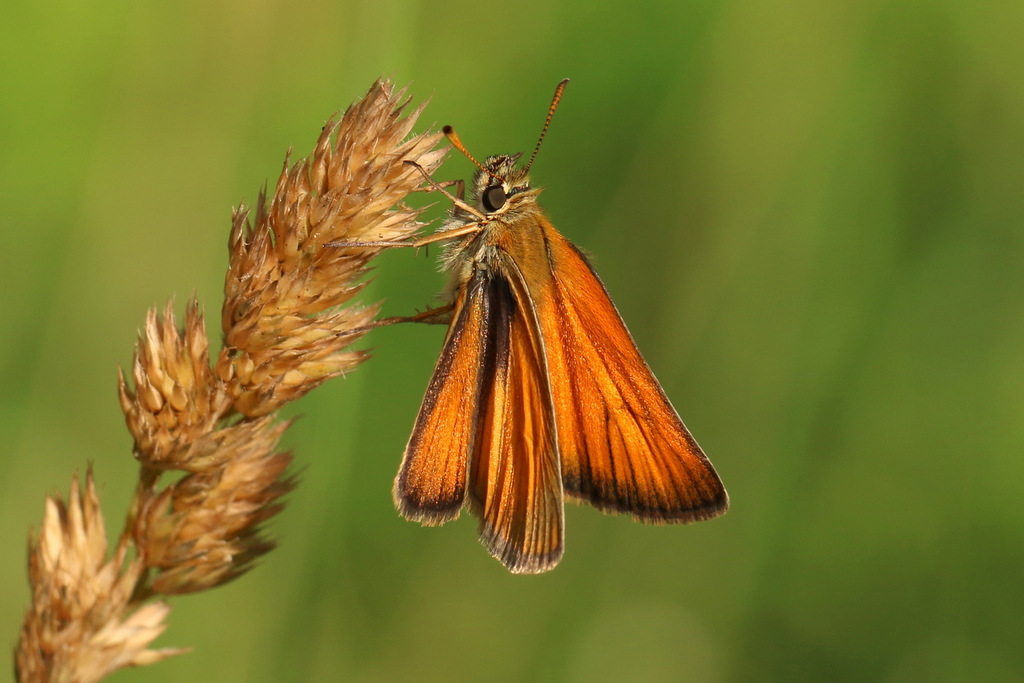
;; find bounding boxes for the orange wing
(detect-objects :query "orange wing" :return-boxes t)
[536,224,728,523]
[394,262,564,572]
[393,275,487,525]
[468,259,564,573]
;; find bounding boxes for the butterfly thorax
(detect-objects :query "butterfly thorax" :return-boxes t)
[438,154,545,285]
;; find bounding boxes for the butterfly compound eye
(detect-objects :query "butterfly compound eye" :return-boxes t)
[482,185,507,213]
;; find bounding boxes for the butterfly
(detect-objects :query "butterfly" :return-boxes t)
[341,80,727,573]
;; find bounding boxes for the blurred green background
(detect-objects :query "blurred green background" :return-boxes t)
[2,0,1023,681]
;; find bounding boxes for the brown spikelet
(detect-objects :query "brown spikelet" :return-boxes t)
[135,417,294,596]
[118,300,233,471]
[221,86,445,417]
[16,79,445,682]
[15,470,186,683]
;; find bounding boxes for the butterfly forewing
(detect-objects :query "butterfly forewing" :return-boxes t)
[535,222,728,522]
[469,259,564,573]
[393,278,488,524]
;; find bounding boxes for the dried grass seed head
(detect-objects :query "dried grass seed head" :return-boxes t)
[133,417,295,595]
[221,79,446,417]
[19,77,445,683]
[16,470,185,683]
[119,299,233,472]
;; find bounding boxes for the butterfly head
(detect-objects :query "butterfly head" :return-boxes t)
[471,153,543,216]
[444,79,569,219]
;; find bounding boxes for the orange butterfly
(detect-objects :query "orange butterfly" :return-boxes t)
[342,80,727,573]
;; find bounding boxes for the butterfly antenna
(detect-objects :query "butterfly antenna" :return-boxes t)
[443,126,502,182]
[524,78,569,173]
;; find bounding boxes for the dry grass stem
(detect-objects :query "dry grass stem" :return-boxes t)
[15,79,445,682]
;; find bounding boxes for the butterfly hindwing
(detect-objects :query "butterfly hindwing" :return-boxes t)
[536,224,729,523]
[469,258,564,573]
[395,262,564,572]
[393,276,488,524]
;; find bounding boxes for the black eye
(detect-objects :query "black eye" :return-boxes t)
[482,185,507,213]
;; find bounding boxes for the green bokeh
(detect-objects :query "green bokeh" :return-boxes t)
[2,1,1023,681]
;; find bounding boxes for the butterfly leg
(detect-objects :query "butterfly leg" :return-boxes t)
[325,162,485,249]
[411,178,465,201]
[324,221,484,249]
[403,161,485,219]
[376,303,454,327]
[347,304,455,336]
